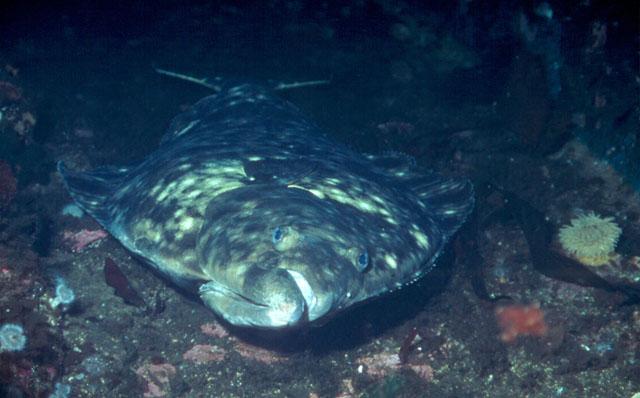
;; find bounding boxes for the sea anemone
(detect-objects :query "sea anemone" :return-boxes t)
[558,212,622,266]
[50,277,76,309]
[0,323,27,352]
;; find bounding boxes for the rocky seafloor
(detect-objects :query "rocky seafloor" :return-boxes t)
[0,1,638,397]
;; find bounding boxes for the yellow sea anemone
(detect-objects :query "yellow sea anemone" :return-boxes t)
[558,212,622,266]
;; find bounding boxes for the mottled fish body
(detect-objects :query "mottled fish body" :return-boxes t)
[59,83,474,329]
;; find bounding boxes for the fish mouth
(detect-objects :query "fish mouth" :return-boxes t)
[242,269,322,327]
[285,269,317,313]
[199,267,333,328]
[285,269,333,322]
[200,268,308,329]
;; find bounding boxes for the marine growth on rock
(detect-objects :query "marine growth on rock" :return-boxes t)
[558,212,622,266]
[0,322,27,352]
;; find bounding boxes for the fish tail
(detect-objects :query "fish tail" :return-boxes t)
[415,176,475,238]
[58,161,130,227]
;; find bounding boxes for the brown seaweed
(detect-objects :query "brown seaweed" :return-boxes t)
[398,327,418,364]
[502,191,640,303]
[475,184,640,303]
[104,257,145,307]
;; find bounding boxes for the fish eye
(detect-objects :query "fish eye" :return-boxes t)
[271,226,300,251]
[271,226,284,244]
[356,251,369,272]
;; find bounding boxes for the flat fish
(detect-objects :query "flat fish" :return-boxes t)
[59,83,474,329]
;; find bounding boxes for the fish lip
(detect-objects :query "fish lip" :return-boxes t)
[285,269,318,318]
[199,279,305,328]
[263,297,304,328]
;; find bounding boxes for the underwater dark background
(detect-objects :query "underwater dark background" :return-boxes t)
[0,1,638,397]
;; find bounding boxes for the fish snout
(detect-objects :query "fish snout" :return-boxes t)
[248,268,307,327]
[199,267,307,329]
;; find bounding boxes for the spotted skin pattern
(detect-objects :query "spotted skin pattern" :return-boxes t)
[59,83,474,329]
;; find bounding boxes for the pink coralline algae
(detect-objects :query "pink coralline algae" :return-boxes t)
[407,363,434,382]
[200,322,229,338]
[135,362,177,398]
[357,351,401,378]
[182,344,227,364]
[232,340,287,364]
[357,350,434,382]
[63,228,108,252]
[198,321,286,364]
